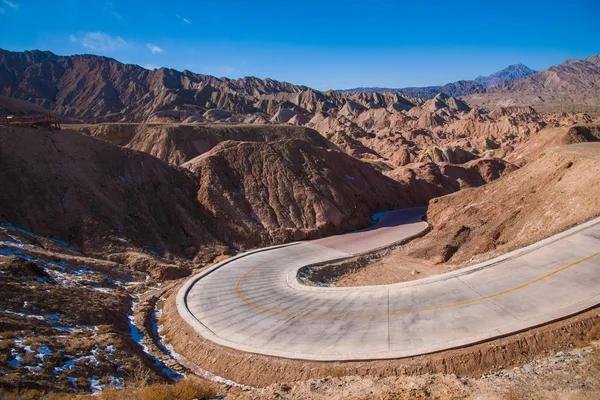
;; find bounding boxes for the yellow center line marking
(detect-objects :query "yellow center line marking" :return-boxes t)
[235,250,600,319]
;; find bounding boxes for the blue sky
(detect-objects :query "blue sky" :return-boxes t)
[1,0,599,90]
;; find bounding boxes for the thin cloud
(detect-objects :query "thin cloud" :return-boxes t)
[71,32,129,52]
[146,43,164,54]
[112,11,122,20]
[176,14,191,25]
[2,0,18,9]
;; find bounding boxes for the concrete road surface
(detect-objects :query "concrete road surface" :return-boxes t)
[178,207,600,361]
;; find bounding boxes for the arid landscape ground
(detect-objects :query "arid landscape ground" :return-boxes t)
[1,41,600,400]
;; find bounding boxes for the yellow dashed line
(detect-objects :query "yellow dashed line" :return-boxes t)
[235,250,600,319]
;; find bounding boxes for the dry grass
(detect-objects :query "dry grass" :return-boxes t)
[83,378,216,400]
[0,389,46,400]
[0,331,18,339]
[212,255,231,264]
[585,322,600,342]
[0,339,14,350]
[21,352,38,365]
[0,377,217,400]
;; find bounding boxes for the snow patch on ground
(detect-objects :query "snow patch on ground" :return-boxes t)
[153,306,250,389]
[127,300,182,381]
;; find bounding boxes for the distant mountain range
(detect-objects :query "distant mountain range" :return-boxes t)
[338,80,486,99]
[340,63,538,98]
[466,54,600,111]
[475,64,537,87]
[1,48,599,121]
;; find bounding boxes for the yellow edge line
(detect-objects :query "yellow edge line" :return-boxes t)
[235,250,600,319]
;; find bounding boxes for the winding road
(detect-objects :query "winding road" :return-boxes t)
[178,207,600,361]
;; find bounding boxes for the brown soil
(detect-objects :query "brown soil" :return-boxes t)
[335,255,455,287]
[245,338,600,399]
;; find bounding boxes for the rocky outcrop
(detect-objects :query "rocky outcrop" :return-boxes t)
[183,139,416,248]
[203,108,232,121]
[417,146,476,164]
[388,158,516,205]
[270,108,297,123]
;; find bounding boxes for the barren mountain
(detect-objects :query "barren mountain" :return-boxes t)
[341,63,540,97]
[0,126,227,269]
[184,139,416,248]
[0,49,307,122]
[490,55,600,93]
[0,94,52,116]
[3,48,599,125]
[1,123,440,267]
[466,54,600,111]
[475,64,537,87]
[307,93,557,169]
[386,158,516,205]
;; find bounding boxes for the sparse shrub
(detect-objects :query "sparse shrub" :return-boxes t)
[97,325,112,334]
[21,352,38,365]
[77,376,91,389]
[0,388,46,400]
[132,362,152,386]
[0,339,14,350]
[502,387,531,400]
[58,372,70,383]
[133,378,217,400]
[212,254,230,264]
[23,337,39,347]
[586,322,600,342]
[0,331,17,339]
